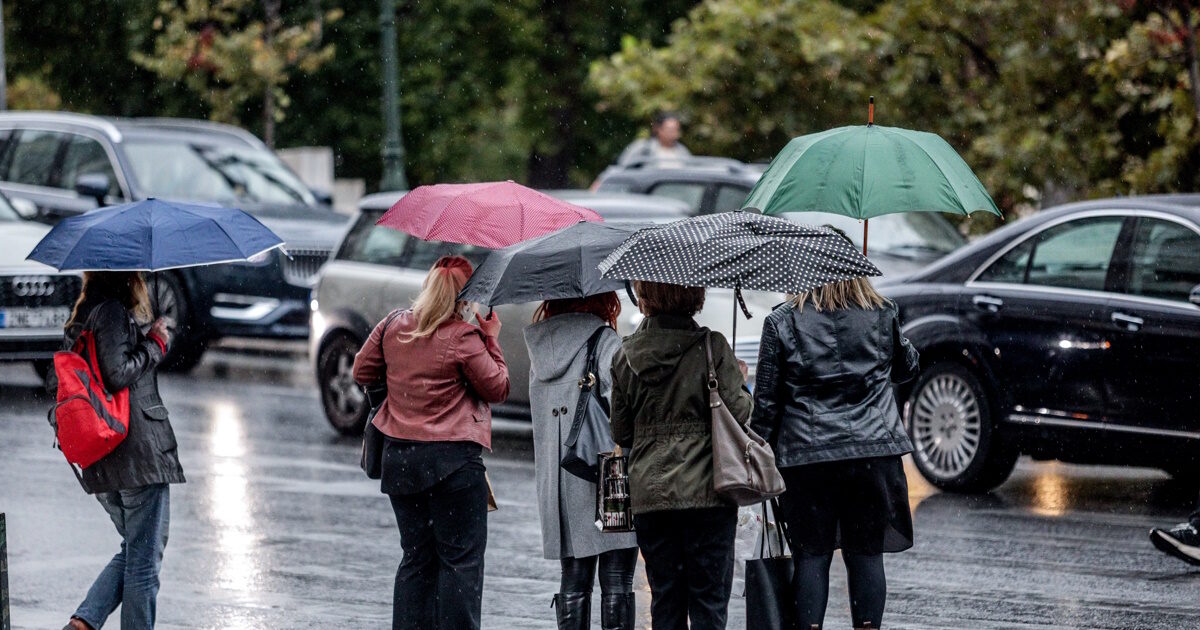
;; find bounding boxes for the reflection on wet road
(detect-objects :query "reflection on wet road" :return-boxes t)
[2,347,1199,629]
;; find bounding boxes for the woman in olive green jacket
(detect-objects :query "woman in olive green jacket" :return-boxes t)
[609,281,751,630]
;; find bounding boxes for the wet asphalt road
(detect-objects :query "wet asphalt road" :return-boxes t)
[2,345,1200,629]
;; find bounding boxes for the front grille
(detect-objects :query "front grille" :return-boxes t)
[281,247,331,287]
[0,274,81,307]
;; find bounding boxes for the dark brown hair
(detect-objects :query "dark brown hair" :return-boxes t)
[67,271,152,328]
[633,281,705,317]
[533,292,621,329]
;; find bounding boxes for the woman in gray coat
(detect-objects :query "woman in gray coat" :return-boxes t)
[524,292,638,630]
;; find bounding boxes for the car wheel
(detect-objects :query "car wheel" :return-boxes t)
[318,333,369,435]
[906,361,1017,493]
[152,272,205,372]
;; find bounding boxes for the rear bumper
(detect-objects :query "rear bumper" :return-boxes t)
[0,330,63,361]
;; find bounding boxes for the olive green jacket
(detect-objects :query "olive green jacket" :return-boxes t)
[610,315,753,515]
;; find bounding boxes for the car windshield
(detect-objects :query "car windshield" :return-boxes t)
[784,211,966,257]
[123,139,316,206]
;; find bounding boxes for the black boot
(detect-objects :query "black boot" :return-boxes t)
[600,592,635,630]
[553,592,591,630]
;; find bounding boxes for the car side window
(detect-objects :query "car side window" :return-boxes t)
[1122,218,1200,303]
[649,182,706,213]
[1024,217,1124,291]
[59,134,120,195]
[339,212,409,267]
[976,240,1034,284]
[406,239,490,271]
[7,130,65,187]
[713,185,750,213]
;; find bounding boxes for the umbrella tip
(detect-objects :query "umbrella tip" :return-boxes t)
[868,96,875,126]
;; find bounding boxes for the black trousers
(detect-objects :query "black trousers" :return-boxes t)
[560,547,639,594]
[634,507,738,630]
[389,463,488,630]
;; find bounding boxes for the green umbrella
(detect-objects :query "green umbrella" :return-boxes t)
[743,99,1001,254]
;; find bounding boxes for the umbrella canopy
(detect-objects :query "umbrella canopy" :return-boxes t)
[26,198,284,271]
[377,181,603,249]
[598,212,881,294]
[743,124,1001,221]
[460,221,651,308]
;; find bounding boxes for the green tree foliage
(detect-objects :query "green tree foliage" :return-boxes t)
[590,0,1200,222]
[133,0,341,147]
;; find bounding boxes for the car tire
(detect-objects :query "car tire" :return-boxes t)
[318,332,369,435]
[905,361,1018,493]
[152,272,206,373]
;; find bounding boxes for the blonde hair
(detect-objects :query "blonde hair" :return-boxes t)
[789,277,889,312]
[401,256,474,341]
[67,271,153,328]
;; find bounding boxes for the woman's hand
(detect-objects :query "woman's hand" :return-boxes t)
[149,317,173,347]
[475,308,502,338]
[738,359,749,382]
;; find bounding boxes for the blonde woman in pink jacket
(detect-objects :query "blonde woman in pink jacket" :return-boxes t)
[353,255,509,630]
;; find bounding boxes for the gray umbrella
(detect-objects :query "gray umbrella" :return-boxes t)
[598,212,882,337]
[459,221,651,307]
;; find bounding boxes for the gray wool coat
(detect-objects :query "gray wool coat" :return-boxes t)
[525,313,638,560]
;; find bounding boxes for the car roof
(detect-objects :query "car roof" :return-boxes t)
[357,189,692,221]
[0,111,266,149]
[1038,194,1200,224]
[598,156,763,187]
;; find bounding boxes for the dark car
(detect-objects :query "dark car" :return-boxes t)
[883,196,1200,492]
[593,156,967,276]
[0,112,349,370]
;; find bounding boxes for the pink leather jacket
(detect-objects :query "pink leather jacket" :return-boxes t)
[353,310,509,449]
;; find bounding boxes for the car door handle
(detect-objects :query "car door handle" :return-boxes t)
[972,295,1004,313]
[1111,312,1144,331]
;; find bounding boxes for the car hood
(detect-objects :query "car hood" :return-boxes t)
[0,221,59,272]
[239,205,351,250]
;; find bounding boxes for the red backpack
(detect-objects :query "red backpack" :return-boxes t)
[52,321,130,468]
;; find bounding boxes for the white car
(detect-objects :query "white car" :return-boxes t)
[0,195,80,381]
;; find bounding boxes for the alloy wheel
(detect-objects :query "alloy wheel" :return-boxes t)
[910,372,983,480]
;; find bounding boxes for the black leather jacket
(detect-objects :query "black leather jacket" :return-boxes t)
[65,299,186,494]
[749,302,919,467]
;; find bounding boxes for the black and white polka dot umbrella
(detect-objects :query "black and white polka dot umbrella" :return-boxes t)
[598,211,882,294]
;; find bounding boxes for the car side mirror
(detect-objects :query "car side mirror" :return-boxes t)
[311,188,333,206]
[1191,284,1200,307]
[74,173,111,205]
[9,196,38,220]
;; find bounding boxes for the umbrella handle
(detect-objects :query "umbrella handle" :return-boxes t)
[624,281,639,307]
[863,219,869,256]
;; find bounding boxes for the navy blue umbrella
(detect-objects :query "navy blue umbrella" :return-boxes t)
[26,198,284,271]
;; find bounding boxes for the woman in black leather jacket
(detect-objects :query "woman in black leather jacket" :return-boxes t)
[750,275,919,630]
[61,272,184,630]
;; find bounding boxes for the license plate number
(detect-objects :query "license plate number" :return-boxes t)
[0,307,71,329]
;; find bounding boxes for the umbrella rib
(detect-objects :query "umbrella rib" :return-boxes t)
[890,130,997,216]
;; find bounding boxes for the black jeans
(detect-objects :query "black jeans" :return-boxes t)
[560,548,639,594]
[634,507,737,630]
[389,463,488,630]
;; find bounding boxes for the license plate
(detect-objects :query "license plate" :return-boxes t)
[0,307,71,329]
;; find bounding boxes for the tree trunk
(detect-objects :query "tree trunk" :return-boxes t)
[262,0,282,148]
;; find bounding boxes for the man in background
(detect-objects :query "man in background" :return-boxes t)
[617,111,691,167]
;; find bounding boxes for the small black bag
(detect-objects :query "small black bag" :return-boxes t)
[360,310,400,480]
[596,445,634,532]
[560,327,615,482]
[745,500,799,630]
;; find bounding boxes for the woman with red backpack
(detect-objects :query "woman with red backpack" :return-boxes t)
[61,271,183,630]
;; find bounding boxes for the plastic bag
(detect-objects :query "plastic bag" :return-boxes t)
[732,505,762,598]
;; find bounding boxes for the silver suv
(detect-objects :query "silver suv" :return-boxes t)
[310,191,779,434]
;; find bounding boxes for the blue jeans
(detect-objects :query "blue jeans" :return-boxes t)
[73,483,170,630]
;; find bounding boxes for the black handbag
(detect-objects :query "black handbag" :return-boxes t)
[560,327,615,482]
[360,310,400,479]
[745,500,800,630]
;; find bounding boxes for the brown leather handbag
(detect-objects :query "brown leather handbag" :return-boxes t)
[705,332,786,506]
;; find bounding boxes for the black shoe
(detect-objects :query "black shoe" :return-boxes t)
[600,592,635,630]
[1150,522,1200,566]
[553,591,591,630]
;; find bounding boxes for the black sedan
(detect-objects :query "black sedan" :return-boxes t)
[882,195,1200,492]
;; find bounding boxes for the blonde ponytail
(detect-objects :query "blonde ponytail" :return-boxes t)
[401,256,474,341]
